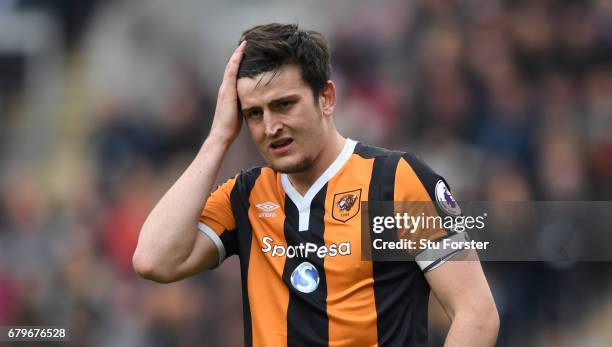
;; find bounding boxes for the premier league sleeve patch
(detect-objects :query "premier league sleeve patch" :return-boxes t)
[434,180,461,216]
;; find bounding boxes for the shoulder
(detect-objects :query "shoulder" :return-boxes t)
[212,166,265,196]
[353,142,429,170]
[353,142,402,159]
[232,166,266,192]
[237,165,265,181]
[354,141,457,205]
[353,142,436,179]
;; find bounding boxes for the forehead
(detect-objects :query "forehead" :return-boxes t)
[237,64,311,106]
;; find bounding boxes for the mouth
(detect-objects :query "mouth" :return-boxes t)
[269,138,294,154]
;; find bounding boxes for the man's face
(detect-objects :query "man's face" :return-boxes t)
[237,64,328,173]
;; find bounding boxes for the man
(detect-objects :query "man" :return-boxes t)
[133,23,499,346]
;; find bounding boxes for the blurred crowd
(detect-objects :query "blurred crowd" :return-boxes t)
[1,0,612,346]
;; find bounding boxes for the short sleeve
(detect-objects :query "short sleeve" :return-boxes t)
[199,175,239,267]
[395,153,469,272]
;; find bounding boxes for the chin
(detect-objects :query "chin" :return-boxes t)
[269,156,312,174]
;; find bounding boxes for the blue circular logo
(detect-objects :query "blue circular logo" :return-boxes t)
[290,262,320,293]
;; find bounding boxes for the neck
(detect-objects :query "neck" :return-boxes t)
[288,132,346,195]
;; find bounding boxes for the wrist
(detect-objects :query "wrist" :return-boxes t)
[200,133,234,155]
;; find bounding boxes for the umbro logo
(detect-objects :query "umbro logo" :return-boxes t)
[256,202,279,218]
[256,202,279,211]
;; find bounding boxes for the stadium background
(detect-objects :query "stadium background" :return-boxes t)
[1,0,612,346]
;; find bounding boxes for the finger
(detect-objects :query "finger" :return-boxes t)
[224,40,247,79]
[226,40,247,75]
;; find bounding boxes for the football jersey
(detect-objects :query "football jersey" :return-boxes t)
[199,139,463,347]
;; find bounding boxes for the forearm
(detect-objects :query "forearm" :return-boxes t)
[133,136,231,278]
[443,304,499,347]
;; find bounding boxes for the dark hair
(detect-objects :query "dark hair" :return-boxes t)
[238,23,331,98]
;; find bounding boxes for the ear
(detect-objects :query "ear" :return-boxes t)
[319,80,336,117]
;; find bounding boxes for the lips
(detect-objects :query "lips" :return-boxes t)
[269,138,294,154]
[270,138,293,148]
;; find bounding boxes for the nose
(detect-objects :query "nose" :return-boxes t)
[263,113,283,137]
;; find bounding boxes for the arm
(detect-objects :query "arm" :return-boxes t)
[132,41,247,283]
[425,250,499,347]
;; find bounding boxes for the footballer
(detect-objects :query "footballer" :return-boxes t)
[133,23,499,346]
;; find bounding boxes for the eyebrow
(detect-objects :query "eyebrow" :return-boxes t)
[241,93,301,115]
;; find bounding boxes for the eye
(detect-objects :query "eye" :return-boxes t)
[246,109,263,119]
[277,100,294,110]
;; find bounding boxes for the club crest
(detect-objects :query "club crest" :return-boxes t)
[332,189,362,222]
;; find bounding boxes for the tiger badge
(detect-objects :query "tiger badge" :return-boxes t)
[332,189,362,223]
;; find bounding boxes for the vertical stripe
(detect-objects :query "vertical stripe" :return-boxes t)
[400,153,442,203]
[219,229,238,258]
[324,155,378,346]
[394,157,448,254]
[248,169,290,346]
[358,145,429,347]
[230,167,262,347]
[283,186,329,346]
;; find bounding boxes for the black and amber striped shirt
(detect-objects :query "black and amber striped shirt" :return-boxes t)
[199,139,462,347]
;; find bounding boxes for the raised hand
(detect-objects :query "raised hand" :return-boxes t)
[209,40,247,144]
